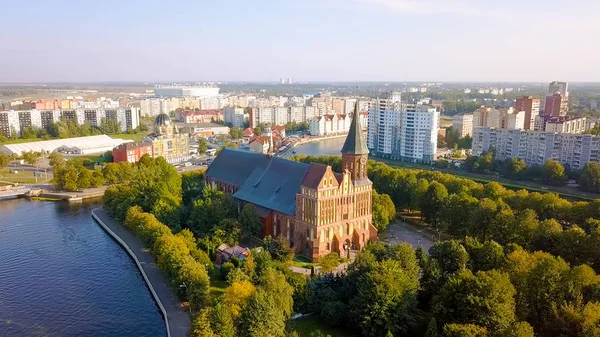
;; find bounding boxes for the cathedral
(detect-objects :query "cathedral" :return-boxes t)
[205,103,376,261]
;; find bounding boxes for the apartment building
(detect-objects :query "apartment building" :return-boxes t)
[515,96,540,130]
[472,127,600,170]
[545,116,595,134]
[452,114,474,137]
[309,114,352,136]
[248,106,318,128]
[544,81,569,115]
[473,107,525,130]
[0,107,139,137]
[223,107,248,128]
[367,92,439,162]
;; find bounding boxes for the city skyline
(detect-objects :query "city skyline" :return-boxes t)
[2,0,599,83]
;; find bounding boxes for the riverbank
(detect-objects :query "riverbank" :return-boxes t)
[91,208,190,337]
[279,133,348,157]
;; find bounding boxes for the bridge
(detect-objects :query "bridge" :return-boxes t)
[0,186,32,199]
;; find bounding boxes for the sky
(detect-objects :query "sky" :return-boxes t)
[1,0,599,83]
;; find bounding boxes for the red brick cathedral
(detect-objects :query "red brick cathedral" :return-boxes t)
[205,102,376,261]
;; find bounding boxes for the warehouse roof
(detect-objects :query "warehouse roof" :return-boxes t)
[0,135,132,156]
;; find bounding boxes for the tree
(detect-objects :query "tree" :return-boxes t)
[238,290,286,337]
[0,153,10,169]
[263,235,295,262]
[579,162,600,193]
[198,138,208,154]
[425,318,440,337]
[48,152,64,168]
[318,252,340,273]
[190,309,216,337]
[372,191,396,231]
[442,324,488,337]
[542,159,567,186]
[259,268,294,318]
[434,270,516,333]
[429,240,469,277]
[230,127,244,140]
[421,182,448,225]
[90,168,105,187]
[222,281,256,319]
[501,158,528,179]
[21,150,41,166]
[239,204,262,238]
[351,259,419,337]
[210,302,236,337]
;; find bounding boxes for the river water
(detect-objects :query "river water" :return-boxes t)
[292,136,346,156]
[0,199,165,337]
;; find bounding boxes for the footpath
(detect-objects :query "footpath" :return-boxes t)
[91,208,190,337]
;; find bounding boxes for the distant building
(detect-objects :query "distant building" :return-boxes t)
[223,107,248,128]
[309,114,352,136]
[545,81,569,115]
[176,109,223,124]
[472,127,600,170]
[112,142,154,163]
[153,85,220,98]
[515,96,540,130]
[0,107,139,137]
[545,116,594,134]
[180,123,230,138]
[452,114,474,137]
[473,107,524,130]
[544,93,565,117]
[142,114,190,164]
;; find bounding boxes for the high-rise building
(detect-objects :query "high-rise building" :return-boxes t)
[452,114,474,137]
[515,96,540,130]
[545,116,595,134]
[544,81,569,116]
[367,92,439,162]
[224,107,248,128]
[544,93,564,118]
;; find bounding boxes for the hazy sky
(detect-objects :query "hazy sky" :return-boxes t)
[1,0,599,83]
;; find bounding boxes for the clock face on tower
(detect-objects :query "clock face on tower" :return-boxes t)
[360,156,367,165]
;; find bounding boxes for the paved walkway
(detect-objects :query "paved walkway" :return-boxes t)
[92,208,190,337]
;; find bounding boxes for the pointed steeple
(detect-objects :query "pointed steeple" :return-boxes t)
[341,100,369,155]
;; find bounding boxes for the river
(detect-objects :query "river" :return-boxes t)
[0,199,165,337]
[292,136,346,156]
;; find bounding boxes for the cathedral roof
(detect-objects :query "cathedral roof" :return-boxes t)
[341,101,369,155]
[206,148,313,216]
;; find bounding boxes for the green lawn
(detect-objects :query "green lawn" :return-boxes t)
[290,316,347,337]
[209,269,228,297]
[293,256,316,269]
[0,168,45,184]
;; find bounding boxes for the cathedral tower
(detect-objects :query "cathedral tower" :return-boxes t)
[341,101,369,183]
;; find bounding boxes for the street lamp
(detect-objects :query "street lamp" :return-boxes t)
[179,282,192,314]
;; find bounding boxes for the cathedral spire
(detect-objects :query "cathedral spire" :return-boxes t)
[341,100,369,155]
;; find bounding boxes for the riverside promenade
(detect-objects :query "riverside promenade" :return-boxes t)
[91,208,190,337]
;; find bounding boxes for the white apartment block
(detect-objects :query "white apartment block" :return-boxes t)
[452,114,474,137]
[249,106,319,127]
[0,108,139,137]
[309,114,352,136]
[367,92,439,162]
[545,117,594,134]
[368,92,402,156]
[223,107,248,128]
[397,104,439,162]
[472,127,600,170]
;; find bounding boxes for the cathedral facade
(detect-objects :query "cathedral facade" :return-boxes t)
[205,103,376,261]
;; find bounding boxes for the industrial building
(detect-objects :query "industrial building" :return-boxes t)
[0,135,132,156]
